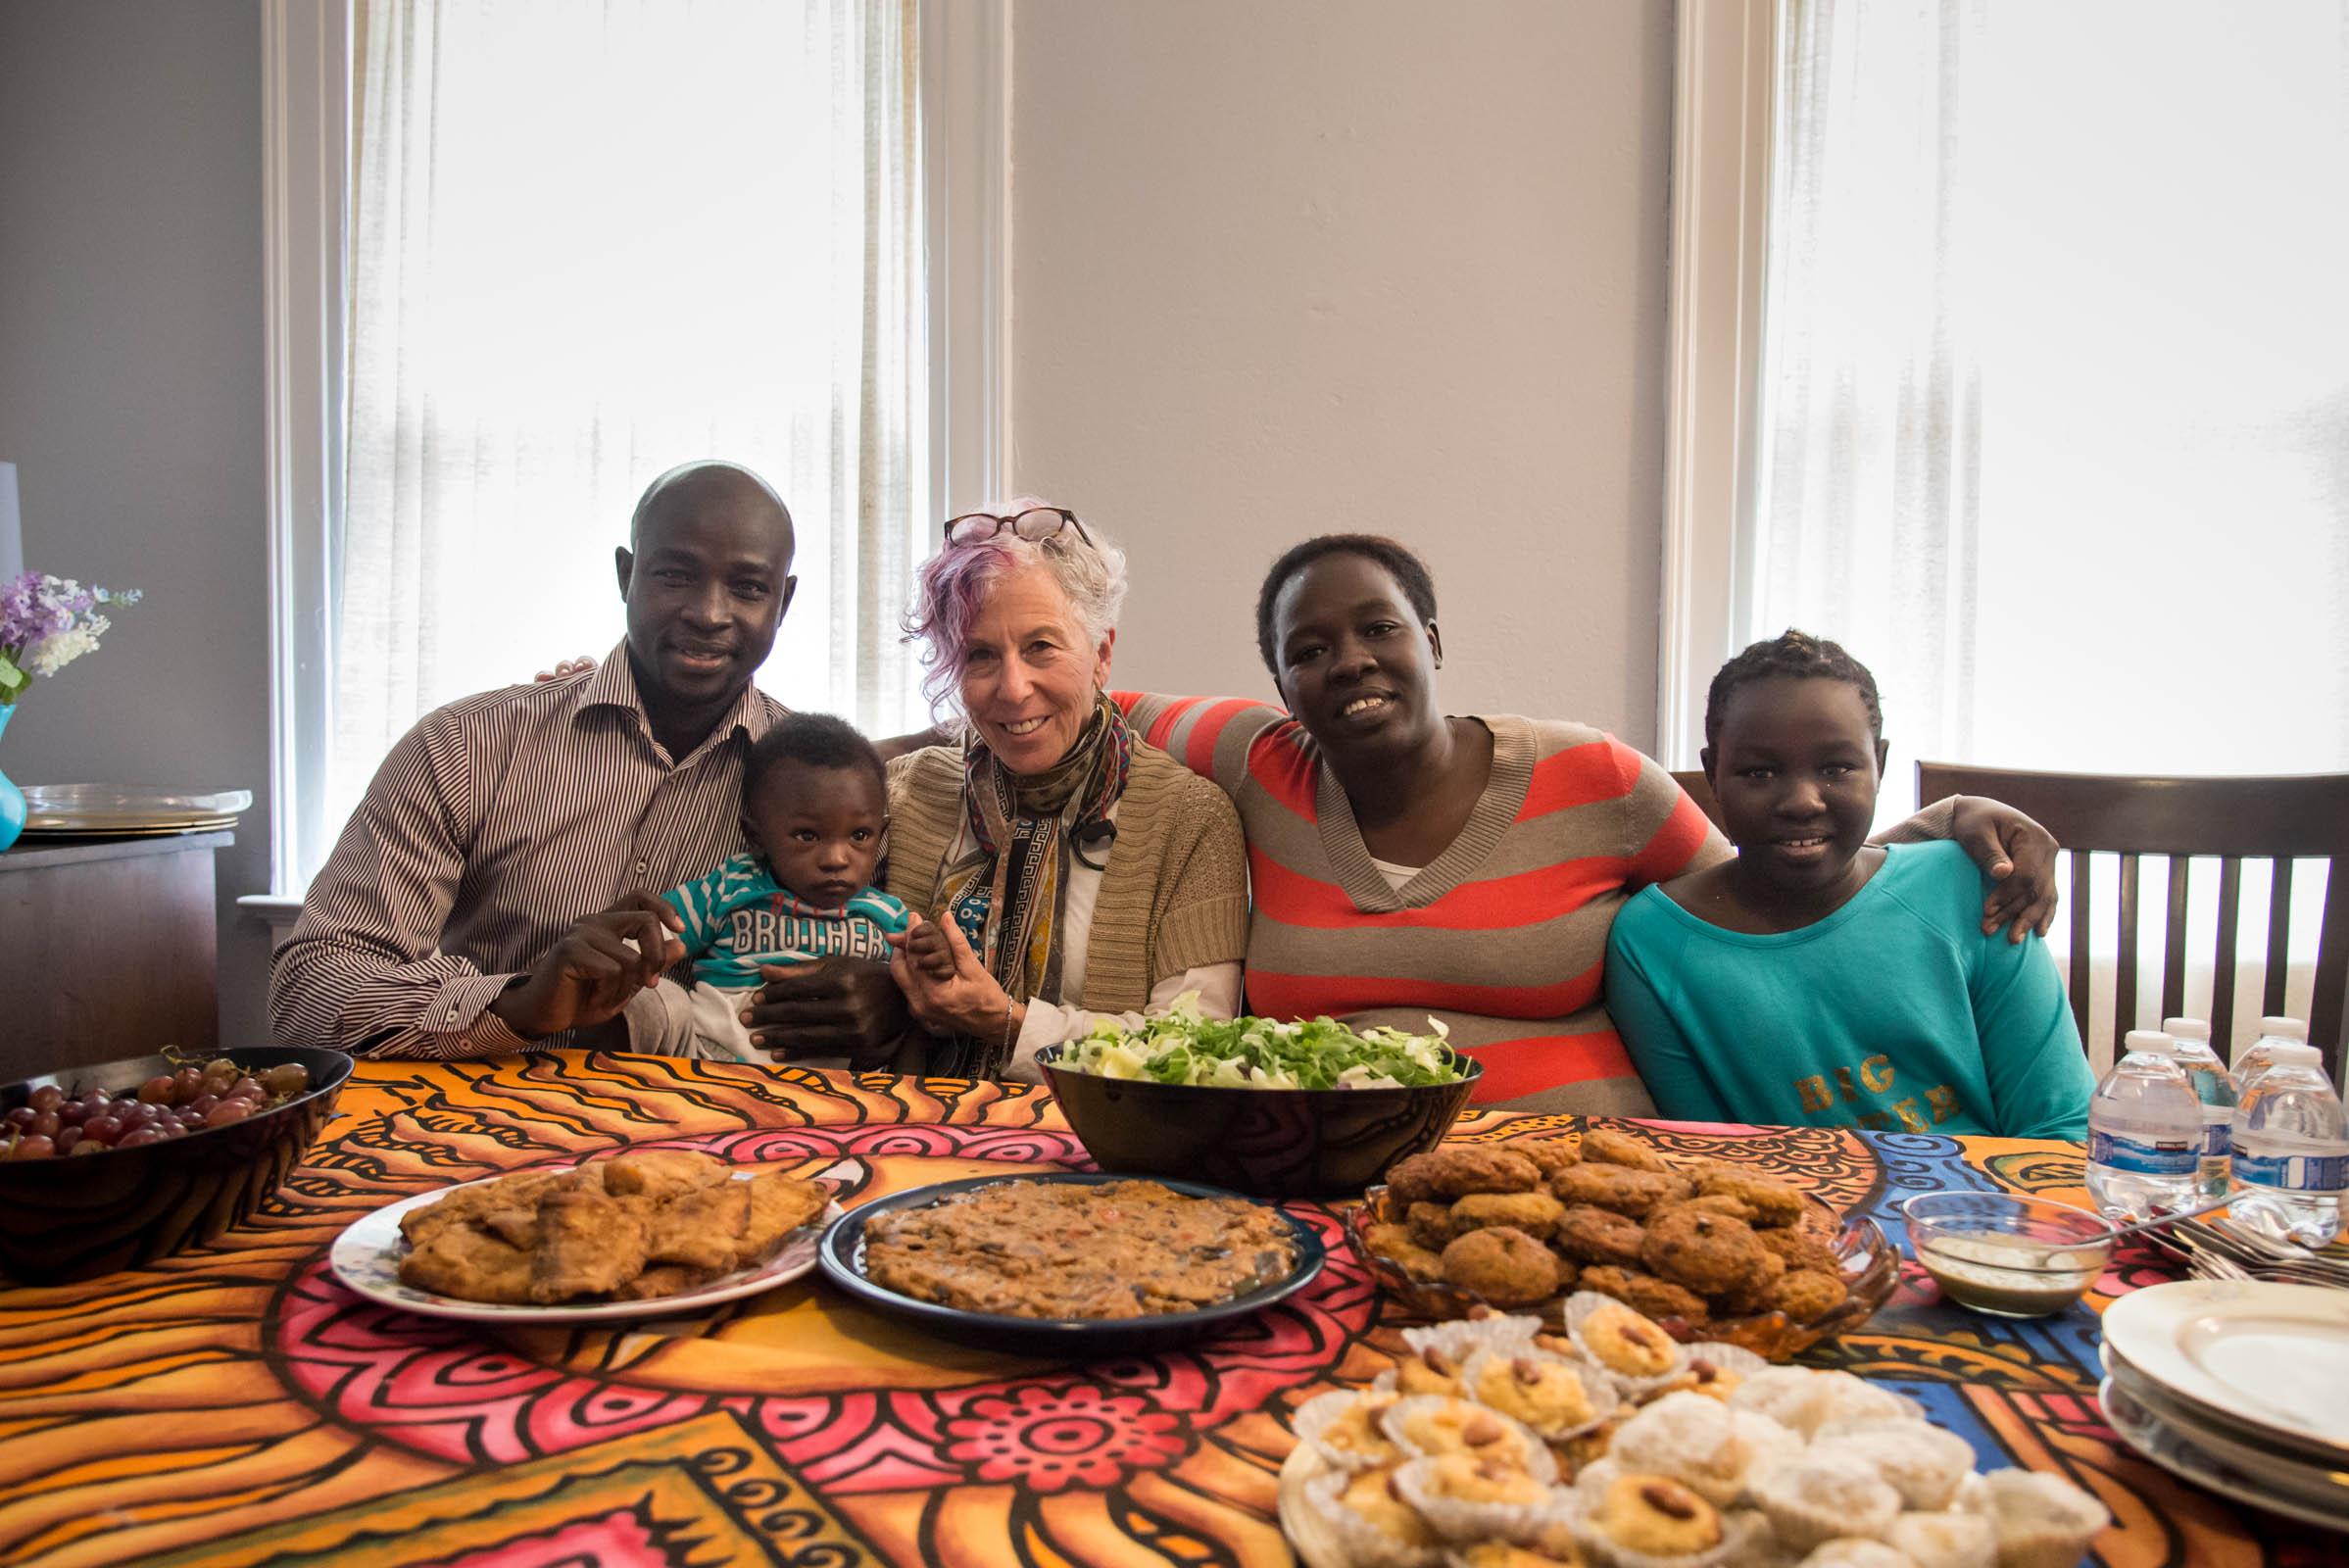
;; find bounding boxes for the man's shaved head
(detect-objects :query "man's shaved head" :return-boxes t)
[630,461,795,560]
[616,460,800,751]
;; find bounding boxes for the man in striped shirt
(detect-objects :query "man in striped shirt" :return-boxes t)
[269,462,908,1062]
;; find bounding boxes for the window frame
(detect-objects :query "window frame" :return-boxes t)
[1656,0,1778,770]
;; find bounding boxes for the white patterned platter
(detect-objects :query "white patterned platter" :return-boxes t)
[330,1170,838,1325]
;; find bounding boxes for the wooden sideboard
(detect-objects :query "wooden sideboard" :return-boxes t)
[0,831,231,1081]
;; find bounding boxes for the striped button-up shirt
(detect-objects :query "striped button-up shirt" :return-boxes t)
[269,645,783,1058]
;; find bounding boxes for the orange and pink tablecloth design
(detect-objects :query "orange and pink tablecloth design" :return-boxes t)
[0,1053,2329,1566]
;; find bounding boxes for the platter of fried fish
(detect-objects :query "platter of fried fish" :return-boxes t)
[330,1149,838,1323]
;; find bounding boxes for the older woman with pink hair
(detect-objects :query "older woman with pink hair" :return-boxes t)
[882,505,1248,1079]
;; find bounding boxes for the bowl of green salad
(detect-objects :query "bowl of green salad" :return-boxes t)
[1034,998,1480,1199]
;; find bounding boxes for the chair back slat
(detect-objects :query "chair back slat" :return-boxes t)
[2318,869,2349,1065]
[2212,858,2243,1061]
[2266,860,2295,1016]
[2069,858,2094,1049]
[2116,854,2141,1039]
[1917,762,2349,1080]
[2162,858,2190,1022]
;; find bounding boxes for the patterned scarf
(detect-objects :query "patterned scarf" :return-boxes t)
[928,693,1133,1077]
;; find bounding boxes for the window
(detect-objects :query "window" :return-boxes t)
[264,0,1005,897]
[1664,0,2349,1050]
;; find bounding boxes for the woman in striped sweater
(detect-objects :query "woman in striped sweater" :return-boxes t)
[1121,535,2058,1115]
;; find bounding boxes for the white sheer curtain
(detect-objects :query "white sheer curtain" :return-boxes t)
[1750,0,2349,1050]
[331,0,927,871]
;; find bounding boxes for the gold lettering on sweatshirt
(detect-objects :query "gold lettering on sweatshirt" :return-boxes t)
[1785,1063,1967,1132]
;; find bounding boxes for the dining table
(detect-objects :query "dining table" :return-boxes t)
[0,1051,2334,1567]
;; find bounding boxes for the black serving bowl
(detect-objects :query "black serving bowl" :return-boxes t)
[0,1044,353,1284]
[1034,1047,1480,1199]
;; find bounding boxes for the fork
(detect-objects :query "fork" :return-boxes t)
[2170,1224,2348,1288]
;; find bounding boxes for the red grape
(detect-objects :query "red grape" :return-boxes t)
[171,1067,205,1101]
[228,1078,264,1102]
[3,1107,33,1131]
[10,1135,55,1159]
[137,1076,174,1104]
[56,1100,85,1126]
[26,1111,58,1139]
[82,1116,122,1145]
[206,1099,254,1127]
[116,1127,164,1148]
[27,1086,63,1112]
[52,1127,79,1154]
[189,1093,220,1117]
[70,1140,103,1155]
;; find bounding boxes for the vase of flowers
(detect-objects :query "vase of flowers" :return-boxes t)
[0,572,142,852]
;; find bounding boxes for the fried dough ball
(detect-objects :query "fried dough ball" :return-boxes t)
[1693,1168,1804,1227]
[1656,1193,1759,1224]
[1757,1225,1844,1276]
[1579,1264,1712,1324]
[1388,1146,1542,1204]
[1640,1207,1771,1297]
[1451,1190,1566,1239]
[1439,1225,1563,1307]
[1406,1200,1462,1250]
[1363,1222,1447,1283]
[1550,1163,1694,1218]
[1715,1248,1787,1314]
[1766,1267,1851,1319]
[1550,1203,1651,1267]
[1510,1137,1583,1175]
[1580,1128,1675,1171]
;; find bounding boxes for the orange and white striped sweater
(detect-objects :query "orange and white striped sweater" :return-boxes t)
[1119,695,1730,1114]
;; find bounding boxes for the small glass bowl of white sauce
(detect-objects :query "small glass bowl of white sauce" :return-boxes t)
[1898,1193,2115,1318]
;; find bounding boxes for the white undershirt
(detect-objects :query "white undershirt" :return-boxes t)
[1367,855,1422,891]
[938,802,1244,1079]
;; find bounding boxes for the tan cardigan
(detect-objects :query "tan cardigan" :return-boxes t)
[883,738,1250,1013]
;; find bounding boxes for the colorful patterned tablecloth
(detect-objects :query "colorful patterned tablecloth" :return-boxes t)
[0,1054,2329,1566]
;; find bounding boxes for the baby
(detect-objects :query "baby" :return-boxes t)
[659,712,915,1067]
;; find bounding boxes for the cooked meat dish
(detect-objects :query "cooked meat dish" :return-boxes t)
[397,1150,830,1305]
[860,1178,1297,1319]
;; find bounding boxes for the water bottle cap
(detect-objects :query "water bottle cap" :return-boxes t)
[2264,1043,2322,1067]
[2123,1029,2175,1054]
[2161,1016,2210,1041]
[2258,1017,2309,1042]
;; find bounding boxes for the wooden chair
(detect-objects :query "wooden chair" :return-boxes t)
[1915,762,2349,1077]
[1672,770,1726,830]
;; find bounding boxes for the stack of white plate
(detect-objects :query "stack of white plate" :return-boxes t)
[2100,1280,2349,1531]
[18,785,251,838]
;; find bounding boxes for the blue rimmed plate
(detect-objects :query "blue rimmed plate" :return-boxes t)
[817,1171,1327,1355]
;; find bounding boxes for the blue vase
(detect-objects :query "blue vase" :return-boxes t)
[0,704,22,853]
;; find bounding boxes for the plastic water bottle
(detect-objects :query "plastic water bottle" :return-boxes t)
[2086,1030,2202,1222]
[2230,1016,2310,1100]
[2164,1016,2236,1200]
[2229,1043,2347,1248]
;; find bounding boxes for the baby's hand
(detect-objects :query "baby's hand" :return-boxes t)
[903,919,959,982]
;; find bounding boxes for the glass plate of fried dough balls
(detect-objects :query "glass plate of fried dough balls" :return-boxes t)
[1346,1127,1897,1360]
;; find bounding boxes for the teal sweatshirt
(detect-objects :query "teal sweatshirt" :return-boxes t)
[1604,841,2092,1140]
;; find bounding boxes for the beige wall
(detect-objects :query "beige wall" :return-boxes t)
[1007,0,1675,747]
[0,0,274,1048]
